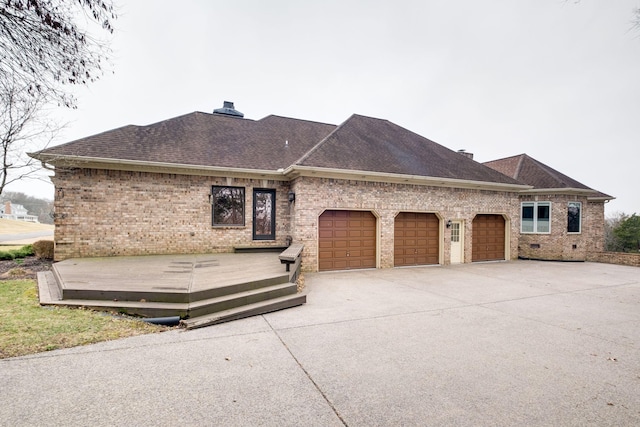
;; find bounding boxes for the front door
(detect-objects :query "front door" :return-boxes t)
[253,189,275,240]
[450,221,463,264]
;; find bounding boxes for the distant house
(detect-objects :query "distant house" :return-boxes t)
[30,102,613,268]
[0,202,39,223]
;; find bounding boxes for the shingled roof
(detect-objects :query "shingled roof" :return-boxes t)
[35,112,336,171]
[483,154,612,199]
[32,108,525,188]
[296,115,522,185]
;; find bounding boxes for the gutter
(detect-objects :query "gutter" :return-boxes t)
[31,152,533,192]
[283,165,532,192]
[29,153,288,180]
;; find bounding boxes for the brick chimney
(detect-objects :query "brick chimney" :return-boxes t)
[457,149,473,160]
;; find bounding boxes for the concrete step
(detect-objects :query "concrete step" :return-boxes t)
[180,292,307,329]
[234,245,288,253]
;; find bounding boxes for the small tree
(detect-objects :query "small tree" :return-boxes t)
[605,212,627,252]
[613,214,640,253]
[0,80,61,197]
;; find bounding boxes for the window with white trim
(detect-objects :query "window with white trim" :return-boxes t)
[567,202,581,233]
[521,202,551,233]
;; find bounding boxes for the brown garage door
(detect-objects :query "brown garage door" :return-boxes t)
[472,214,505,262]
[394,212,439,267]
[318,210,376,271]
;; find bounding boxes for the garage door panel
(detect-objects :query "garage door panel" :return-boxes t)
[319,210,377,271]
[333,260,348,269]
[472,214,505,262]
[394,212,439,267]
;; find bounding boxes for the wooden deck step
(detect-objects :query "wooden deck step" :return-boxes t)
[188,282,298,318]
[180,292,307,329]
[38,271,301,320]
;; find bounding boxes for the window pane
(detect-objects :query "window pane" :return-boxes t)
[567,202,581,233]
[522,204,534,233]
[212,186,245,226]
[537,203,550,233]
[254,191,274,236]
[451,223,460,242]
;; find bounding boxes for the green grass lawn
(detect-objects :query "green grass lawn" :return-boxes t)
[0,280,170,359]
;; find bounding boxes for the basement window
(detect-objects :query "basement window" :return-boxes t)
[567,202,581,234]
[521,202,551,234]
[211,186,245,226]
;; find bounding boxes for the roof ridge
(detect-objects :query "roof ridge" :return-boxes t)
[514,153,526,180]
[524,154,594,190]
[258,114,336,127]
[525,155,568,186]
[291,114,357,166]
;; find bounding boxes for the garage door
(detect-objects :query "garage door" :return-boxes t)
[394,212,439,267]
[472,214,505,262]
[318,210,376,271]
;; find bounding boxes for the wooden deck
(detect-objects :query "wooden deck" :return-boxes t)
[37,252,305,328]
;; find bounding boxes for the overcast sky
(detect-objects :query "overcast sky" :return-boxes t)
[10,0,640,215]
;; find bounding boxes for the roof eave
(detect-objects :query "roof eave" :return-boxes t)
[520,188,614,200]
[31,153,289,180]
[284,165,531,191]
[588,195,615,202]
[520,187,599,196]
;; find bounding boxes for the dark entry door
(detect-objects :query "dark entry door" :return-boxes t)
[253,189,275,240]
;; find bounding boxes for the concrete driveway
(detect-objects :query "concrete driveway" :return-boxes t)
[1,260,639,426]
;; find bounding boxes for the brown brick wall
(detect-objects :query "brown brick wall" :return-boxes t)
[51,168,607,270]
[586,251,640,267]
[517,195,605,261]
[290,177,520,272]
[51,169,293,261]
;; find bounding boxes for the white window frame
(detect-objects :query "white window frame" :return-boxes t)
[567,201,582,234]
[521,202,551,234]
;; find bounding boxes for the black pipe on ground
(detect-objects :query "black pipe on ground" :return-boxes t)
[142,316,181,326]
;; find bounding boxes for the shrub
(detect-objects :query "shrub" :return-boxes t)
[0,245,34,260]
[32,240,54,260]
[14,245,34,258]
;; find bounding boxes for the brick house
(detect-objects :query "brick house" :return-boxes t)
[30,102,612,270]
[484,154,612,261]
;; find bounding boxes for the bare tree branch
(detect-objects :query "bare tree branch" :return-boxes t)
[0,0,116,108]
[0,79,64,196]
